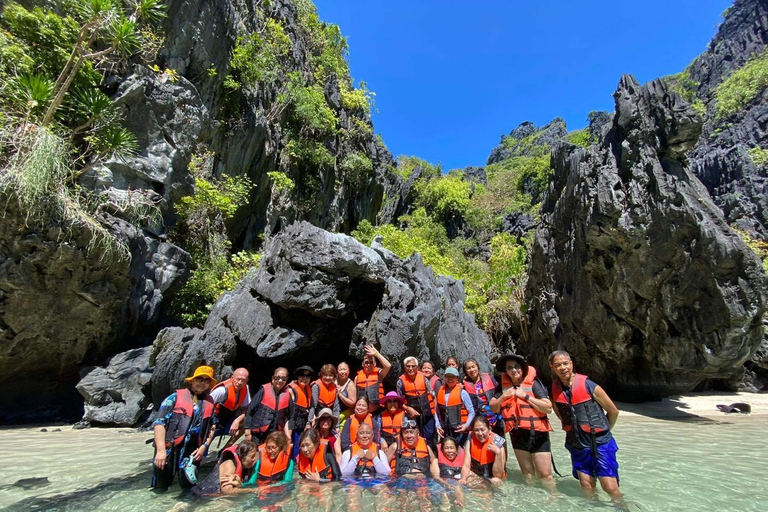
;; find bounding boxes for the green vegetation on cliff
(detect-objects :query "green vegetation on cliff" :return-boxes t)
[716,50,768,118]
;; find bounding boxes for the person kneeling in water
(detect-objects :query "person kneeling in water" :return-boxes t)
[242,431,294,486]
[297,429,342,482]
[339,422,390,478]
[461,416,507,486]
[195,440,260,495]
[386,418,435,476]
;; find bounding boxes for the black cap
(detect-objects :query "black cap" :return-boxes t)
[495,354,529,377]
[294,365,315,377]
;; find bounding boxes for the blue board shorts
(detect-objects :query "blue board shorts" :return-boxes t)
[566,438,620,482]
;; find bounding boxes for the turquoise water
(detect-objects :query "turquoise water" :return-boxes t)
[2,414,767,512]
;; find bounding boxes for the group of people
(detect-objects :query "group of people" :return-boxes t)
[151,345,622,503]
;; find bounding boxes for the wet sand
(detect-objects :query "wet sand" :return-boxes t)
[616,390,768,419]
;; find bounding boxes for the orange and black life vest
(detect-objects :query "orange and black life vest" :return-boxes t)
[463,373,497,414]
[499,366,552,433]
[380,409,405,445]
[297,442,334,480]
[257,445,291,482]
[212,378,247,415]
[551,373,612,449]
[340,414,375,452]
[312,379,338,413]
[350,442,380,477]
[164,388,214,448]
[437,444,465,479]
[356,368,384,407]
[249,384,290,434]
[391,436,430,475]
[399,372,434,416]
[469,433,500,478]
[437,385,469,433]
[289,381,311,431]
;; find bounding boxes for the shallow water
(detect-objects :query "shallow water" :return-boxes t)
[1,415,767,512]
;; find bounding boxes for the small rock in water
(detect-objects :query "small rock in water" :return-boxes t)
[39,428,47,432]
[12,477,50,490]
[53,428,61,432]
[73,420,91,430]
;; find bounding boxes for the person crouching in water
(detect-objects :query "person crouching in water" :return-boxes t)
[490,354,556,492]
[461,416,506,486]
[242,430,294,486]
[340,422,390,478]
[297,429,342,482]
[151,365,217,490]
[195,440,260,495]
[549,350,622,502]
[386,418,435,476]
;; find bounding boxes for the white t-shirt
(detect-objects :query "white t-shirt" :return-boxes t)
[210,385,251,409]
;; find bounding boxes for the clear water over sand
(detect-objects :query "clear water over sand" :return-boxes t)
[2,411,767,512]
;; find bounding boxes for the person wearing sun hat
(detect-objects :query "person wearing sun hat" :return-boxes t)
[312,407,343,462]
[151,365,218,489]
[490,354,555,492]
[379,391,406,448]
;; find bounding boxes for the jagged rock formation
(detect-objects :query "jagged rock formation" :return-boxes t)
[687,0,768,240]
[149,222,492,404]
[487,118,567,165]
[522,75,768,399]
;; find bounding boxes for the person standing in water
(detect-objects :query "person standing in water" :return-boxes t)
[151,365,218,490]
[244,367,291,446]
[209,367,250,448]
[421,361,442,394]
[549,350,622,502]
[490,354,555,492]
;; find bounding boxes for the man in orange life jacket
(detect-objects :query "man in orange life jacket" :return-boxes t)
[355,344,392,413]
[152,365,218,490]
[397,356,438,447]
[244,367,291,446]
[210,367,250,448]
[549,350,622,502]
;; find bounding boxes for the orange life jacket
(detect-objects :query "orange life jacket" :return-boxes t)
[380,409,405,445]
[212,378,247,415]
[312,379,338,411]
[340,414,374,451]
[437,385,469,433]
[437,444,465,479]
[551,373,611,449]
[469,433,502,478]
[289,381,311,430]
[499,366,552,433]
[297,441,334,480]
[391,436,430,475]
[249,383,290,433]
[164,388,214,448]
[399,372,434,415]
[463,373,497,413]
[356,368,384,407]
[257,445,291,482]
[350,442,380,477]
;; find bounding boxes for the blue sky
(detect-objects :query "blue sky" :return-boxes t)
[313,0,733,171]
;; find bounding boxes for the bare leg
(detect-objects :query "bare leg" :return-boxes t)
[532,452,556,493]
[513,449,536,485]
[576,471,598,500]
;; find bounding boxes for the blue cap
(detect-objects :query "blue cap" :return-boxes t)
[444,367,459,377]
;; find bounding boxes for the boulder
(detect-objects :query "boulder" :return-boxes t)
[523,75,768,399]
[77,347,153,426]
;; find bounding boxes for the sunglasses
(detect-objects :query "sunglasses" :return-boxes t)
[273,376,288,381]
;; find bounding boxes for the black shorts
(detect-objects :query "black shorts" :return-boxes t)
[510,429,551,453]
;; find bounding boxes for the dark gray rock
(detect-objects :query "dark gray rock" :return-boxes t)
[77,347,153,426]
[501,211,537,242]
[462,166,487,186]
[523,75,768,400]
[487,118,567,165]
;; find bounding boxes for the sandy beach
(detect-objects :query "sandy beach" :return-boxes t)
[615,390,768,419]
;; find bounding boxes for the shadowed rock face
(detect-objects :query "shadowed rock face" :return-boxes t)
[149,222,491,405]
[522,75,768,400]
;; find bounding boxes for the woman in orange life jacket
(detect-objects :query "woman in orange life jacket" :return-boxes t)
[462,358,503,435]
[489,354,555,492]
[549,350,622,503]
[151,365,218,490]
[355,344,392,413]
[194,439,260,495]
[313,407,343,463]
[297,428,342,482]
[311,364,340,421]
[461,416,507,486]
[397,356,438,447]
[287,365,314,458]
[336,361,357,427]
[386,417,436,476]
[378,391,406,448]
[242,430,295,486]
[429,437,467,507]
[340,421,391,478]
[435,367,475,446]
[244,367,291,446]
[339,396,381,452]
[421,361,442,395]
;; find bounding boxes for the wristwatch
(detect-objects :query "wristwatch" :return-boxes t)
[524,394,531,401]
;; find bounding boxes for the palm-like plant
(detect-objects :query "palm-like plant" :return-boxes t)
[129,0,168,25]
[13,74,55,118]
[71,87,116,134]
